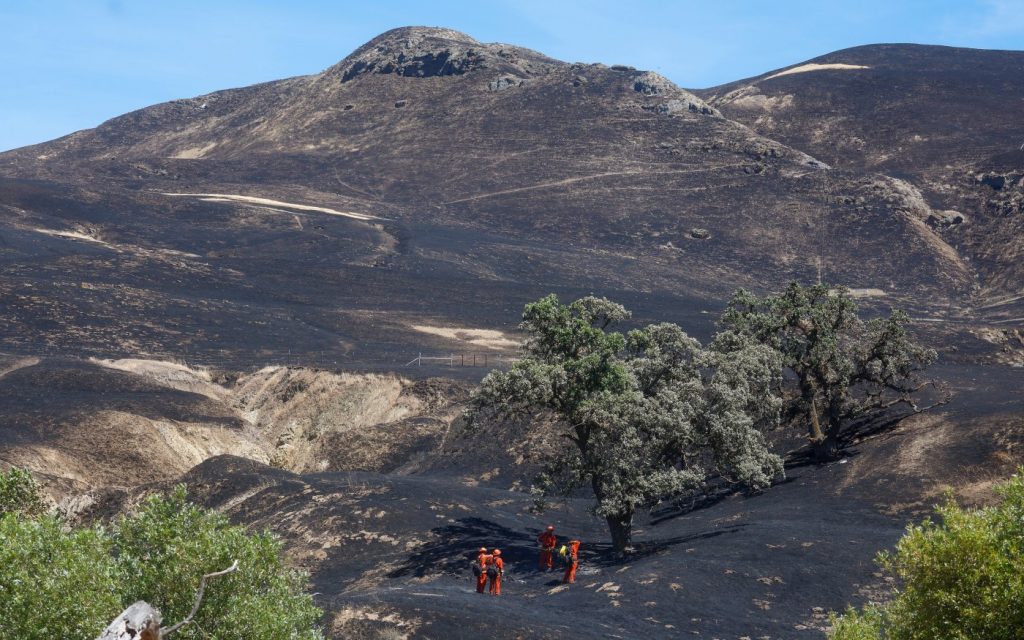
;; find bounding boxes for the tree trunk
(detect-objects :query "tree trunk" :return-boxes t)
[606,512,633,554]
[813,399,846,462]
[811,435,839,461]
[807,395,843,462]
[808,397,825,443]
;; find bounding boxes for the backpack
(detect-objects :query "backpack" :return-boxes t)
[472,559,483,577]
[486,559,501,578]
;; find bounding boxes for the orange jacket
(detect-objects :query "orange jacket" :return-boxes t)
[568,540,580,561]
[477,552,492,570]
[538,531,557,550]
[490,556,504,575]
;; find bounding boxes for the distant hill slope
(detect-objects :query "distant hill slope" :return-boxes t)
[698,44,1024,176]
[0,29,1018,366]
[699,43,1024,316]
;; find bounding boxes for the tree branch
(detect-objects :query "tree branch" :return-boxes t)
[160,560,239,638]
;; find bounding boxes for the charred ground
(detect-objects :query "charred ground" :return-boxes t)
[4,29,1019,367]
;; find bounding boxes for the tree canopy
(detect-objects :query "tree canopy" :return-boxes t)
[469,294,784,551]
[719,282,940,459]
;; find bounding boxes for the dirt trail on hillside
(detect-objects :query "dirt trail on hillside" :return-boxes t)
[161,192,382,221]
[764,63,870,80]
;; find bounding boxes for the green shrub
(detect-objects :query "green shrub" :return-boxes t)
[112,486,324,640]
[829,470,1024,639]
[0,515,121,640]
[828,606,886,640]
[0,483,323,640]
[0,467,45,517]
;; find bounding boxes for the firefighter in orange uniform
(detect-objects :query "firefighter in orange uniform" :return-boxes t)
[537,525,557,571]
[562,539,581,584]
[474,546,490,593]
[487,549,504,595]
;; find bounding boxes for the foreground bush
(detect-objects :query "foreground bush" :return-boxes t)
[830,471,1024,639]
[112,487,324,640]
[0,484,323,640]
[0,515,121,639]
[0,467,46,517]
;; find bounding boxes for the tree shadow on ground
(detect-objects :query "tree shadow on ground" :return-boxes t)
[648,475,798,526]
[583,524,751,567]
[388,517,536,578]
[643,406,920,526]
[387,516,750,578]
[784,408,915,469]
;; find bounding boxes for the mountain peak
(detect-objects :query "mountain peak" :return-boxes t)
[330,26,560,82]
[331,26,486,82]
[367,26,481,46]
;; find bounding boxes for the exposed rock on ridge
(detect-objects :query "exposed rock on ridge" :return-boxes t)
[330,26,563,83]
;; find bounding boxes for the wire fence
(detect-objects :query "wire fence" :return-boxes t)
[403,352,519,368]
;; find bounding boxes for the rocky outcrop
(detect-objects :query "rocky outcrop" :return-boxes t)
[631,70,719,116]
[488,75,527,91]
[332,26,560,83]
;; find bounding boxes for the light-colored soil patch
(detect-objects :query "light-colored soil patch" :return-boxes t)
[848,288,887,298]
[765,63,870,80]
[411,324,519,350]
[90,358,226,401]
[162,192,381,221]
[1,410,268,491]
[33,228,202,261]
[731,93,794,112]
[170,142,218,159]
[0,356,39,380]
[331,604,420,639]
[34,228,112,246]
[232,367,431,472]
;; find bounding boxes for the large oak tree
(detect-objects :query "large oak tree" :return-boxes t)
[469,295,784,552]
[719,282,942,460]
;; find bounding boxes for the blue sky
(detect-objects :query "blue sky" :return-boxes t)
[2,0,1022,151]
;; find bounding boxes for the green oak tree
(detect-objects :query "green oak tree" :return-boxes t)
[469,294,784,552]
[719,282,941,460]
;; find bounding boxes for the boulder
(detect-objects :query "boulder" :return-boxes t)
[927,210,965,228]
[488,76,525,92]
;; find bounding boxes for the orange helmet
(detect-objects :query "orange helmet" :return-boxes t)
[492,549,501,556]
[479,547,488,553]
[546,525,555,531]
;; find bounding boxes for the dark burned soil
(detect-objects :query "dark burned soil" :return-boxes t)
[3,30,1022,369]
[172,455,906,640]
